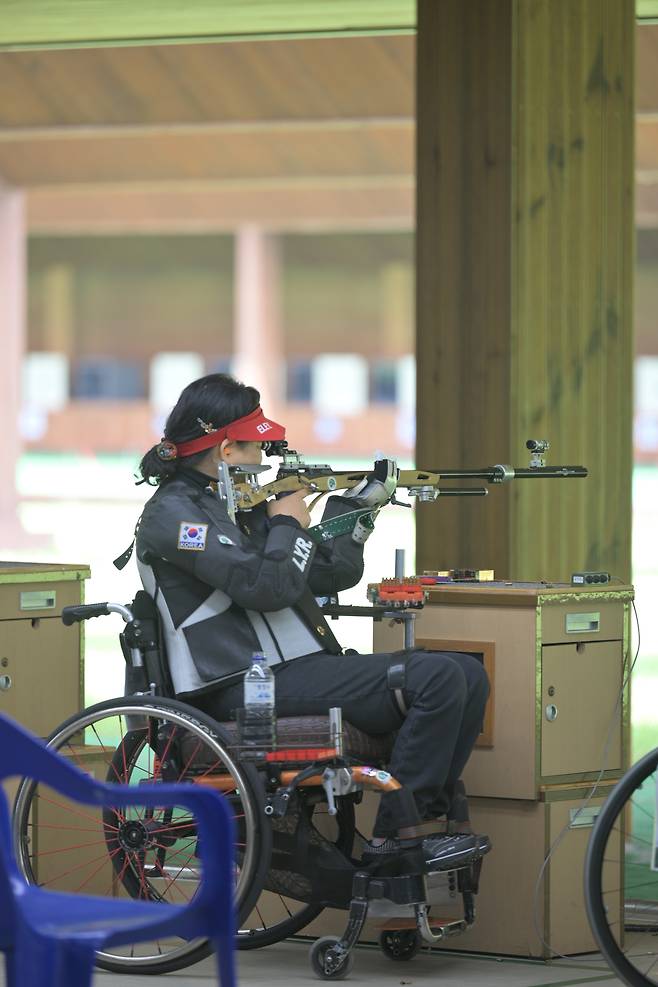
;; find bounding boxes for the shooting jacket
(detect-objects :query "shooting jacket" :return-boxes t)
[135,467,366,697]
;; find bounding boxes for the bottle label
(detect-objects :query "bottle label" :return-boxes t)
[244,680,275,706]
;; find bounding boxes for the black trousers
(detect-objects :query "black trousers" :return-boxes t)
[193,649,490,838]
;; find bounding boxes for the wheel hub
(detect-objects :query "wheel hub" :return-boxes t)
[118,818,153,852]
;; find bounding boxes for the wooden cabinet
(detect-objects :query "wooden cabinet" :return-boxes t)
[373,581,632,799]
[367,580,631,957]
[442,785,622,958]
[0,562,90,738]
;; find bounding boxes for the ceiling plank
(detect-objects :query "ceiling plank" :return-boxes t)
[0,1,415,50]
[0,37,414,127]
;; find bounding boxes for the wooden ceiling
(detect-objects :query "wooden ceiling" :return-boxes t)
[0,38,413,125]
[0,25,657,232]
[0,36,414,232]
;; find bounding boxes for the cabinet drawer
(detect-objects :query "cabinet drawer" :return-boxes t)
[540,600,624,644]
[0,618,83,736]
[541,640,622,778]
[0,580,82,620]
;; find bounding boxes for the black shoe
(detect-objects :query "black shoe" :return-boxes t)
[361,836,423,859]
[422,833,491,872]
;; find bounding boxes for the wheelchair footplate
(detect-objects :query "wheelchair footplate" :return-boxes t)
[309,858,485,980]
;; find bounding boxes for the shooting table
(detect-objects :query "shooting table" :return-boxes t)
[370,579,632,956]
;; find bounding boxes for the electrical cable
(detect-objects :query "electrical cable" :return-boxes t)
[531,585,641,962]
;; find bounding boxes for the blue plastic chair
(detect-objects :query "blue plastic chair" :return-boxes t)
[0,714,236,987]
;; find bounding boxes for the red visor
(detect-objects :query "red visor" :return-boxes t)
[173,407,286,459]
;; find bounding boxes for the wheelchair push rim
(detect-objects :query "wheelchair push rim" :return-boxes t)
[585,747,658,987]
[12,696,270,975]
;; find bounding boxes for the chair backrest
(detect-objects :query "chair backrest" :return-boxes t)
[0,715,109,944]
[0,713,233,913]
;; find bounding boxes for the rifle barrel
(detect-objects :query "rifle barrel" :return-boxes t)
[434,465,588,481]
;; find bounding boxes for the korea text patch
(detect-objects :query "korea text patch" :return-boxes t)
[178,522,208,551]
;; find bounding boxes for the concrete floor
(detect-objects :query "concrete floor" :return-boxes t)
[33,940,624,987]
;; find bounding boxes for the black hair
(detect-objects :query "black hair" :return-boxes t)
[138,373,260,485]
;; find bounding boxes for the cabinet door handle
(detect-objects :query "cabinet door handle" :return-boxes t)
[0,675,12,691]
[566,611,600,634]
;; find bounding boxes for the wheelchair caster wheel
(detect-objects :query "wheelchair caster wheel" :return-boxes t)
[310,936,354,980]
[379,929,421,961]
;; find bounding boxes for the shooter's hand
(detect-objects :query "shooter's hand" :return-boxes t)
[266,488,312,528]
[344,458,399,509]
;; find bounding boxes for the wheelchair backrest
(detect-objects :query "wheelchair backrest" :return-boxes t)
[121,589,175,699]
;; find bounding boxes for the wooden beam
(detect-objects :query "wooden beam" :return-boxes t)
[26,180,414,234]
[0,123,413,186]
[0,1,415,50]
[0,116,413,142]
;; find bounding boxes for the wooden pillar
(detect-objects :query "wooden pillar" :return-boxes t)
[0,184,26,545]
[416,0,634,582]
[42,264,74,353]
[233,226,284,415]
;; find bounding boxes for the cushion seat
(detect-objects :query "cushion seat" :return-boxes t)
[181,716,394,766]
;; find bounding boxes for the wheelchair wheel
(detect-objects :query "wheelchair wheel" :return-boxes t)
[310,936,354,980]
[585,747,658,987]
[12,695,271,975]
[238,793,355,949]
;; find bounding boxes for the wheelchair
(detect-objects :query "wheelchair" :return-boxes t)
[11,592,491,980]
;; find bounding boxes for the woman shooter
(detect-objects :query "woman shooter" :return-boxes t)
[135,373,489,866]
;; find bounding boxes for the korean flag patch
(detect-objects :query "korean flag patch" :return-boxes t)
[178,522,208,552]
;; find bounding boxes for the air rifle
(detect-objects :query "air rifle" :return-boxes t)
[215,438,587,542]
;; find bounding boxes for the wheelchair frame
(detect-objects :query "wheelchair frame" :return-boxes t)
[11,595,489,981]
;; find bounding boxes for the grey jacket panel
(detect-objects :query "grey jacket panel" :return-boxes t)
[135,472,366,694]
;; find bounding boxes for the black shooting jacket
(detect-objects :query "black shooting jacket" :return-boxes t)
[135,467,367,697]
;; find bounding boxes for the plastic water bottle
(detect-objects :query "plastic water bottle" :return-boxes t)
[242,653,276,755]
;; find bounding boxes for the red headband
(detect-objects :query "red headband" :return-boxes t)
[157,406,286,461]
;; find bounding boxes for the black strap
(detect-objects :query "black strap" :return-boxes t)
[295,588,343,655]
[113,540,135,570]
[113,513,143,570]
